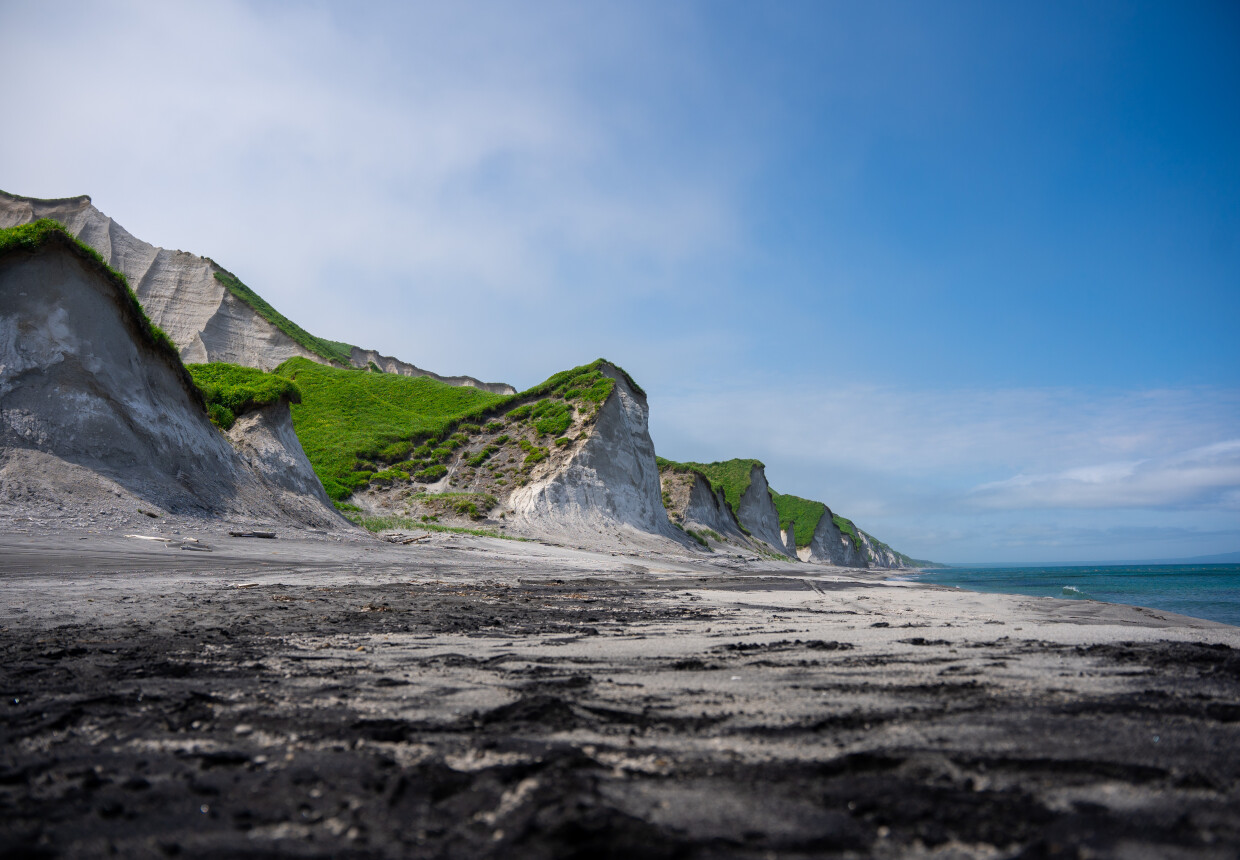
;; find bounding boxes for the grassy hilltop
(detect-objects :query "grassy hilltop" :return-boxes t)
[275,357,624,500]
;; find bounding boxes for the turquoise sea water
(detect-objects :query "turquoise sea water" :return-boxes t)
[899,564,1240,628]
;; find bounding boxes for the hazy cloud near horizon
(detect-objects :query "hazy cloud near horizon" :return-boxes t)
[3,0,1237,562]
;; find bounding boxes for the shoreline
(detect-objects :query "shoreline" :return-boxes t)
[2,529,1238,857]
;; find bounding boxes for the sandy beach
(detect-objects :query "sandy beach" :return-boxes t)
[2,529,1237,859]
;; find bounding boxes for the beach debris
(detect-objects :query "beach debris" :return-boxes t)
[235,583,261,588]
[229,531,277,539]
[383,532,431,545]
[126,534,212,551]
[138,508,159,518]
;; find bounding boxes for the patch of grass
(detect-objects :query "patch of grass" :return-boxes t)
[415,491,498,521]
[213,269,354,366]
[769,491,828,549]
[684,528,710,549]
[187,363,300,430]
[519,439,549,466]
[415,464,447,483]
[466,445,500,467]
[530,399,572,437]
[0,219,182,364]
[276,357,506,498]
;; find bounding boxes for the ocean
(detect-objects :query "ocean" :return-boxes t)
[898,564,1240,628]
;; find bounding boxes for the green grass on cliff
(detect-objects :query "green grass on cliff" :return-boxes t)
[664,458,763,516]
[212,269,355,366]
[277,357,628,500]
[770,492,828,548]
[187,363,301,430]
[0,219,179,358]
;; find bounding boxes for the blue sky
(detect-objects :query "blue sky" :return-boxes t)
[3,1,1237,562]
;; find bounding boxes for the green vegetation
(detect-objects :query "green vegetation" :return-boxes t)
[769,491,828,549]
[277,357,631,500]
[414,492,498,521]
[213,269,355,366]
[186,363,300,430]
[415,464,448,483]
[518,439,549,465]
[529,399,572,437]
[276,357,504,498]
[0,219,180,359]
[685,528,709,548]
[466,445,500,467]
[659,457,763,517]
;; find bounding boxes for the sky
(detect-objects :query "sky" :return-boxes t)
[3,0,1238,562]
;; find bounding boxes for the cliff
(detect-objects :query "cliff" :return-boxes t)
[0,190,511,391]
[0,222,342,530]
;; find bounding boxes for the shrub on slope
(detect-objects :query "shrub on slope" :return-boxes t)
[187,363,301,430]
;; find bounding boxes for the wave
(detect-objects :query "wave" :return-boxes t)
[1061,585,1087,597]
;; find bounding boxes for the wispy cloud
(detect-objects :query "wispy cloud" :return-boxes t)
[969,440,1240,510]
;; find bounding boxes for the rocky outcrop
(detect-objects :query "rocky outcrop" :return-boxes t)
[798,510,868,567]
[0,191,512,390]
[225,401,332,507]
[0,231,342,529]
[350,347,515,395]
[733,464,793,557]
[795,509,912,569]
[660,466,750,545]
[507,365,676,543]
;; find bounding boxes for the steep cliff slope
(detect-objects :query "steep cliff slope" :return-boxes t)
[657,460,765,551]
[0,190,512,392]
[0,221,342,531]
[670,459,792,557]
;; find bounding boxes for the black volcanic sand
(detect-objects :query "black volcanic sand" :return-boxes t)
[1,532,1238,859]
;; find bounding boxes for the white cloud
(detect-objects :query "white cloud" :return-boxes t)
[0,0,745,379]
[969,440,1240,510]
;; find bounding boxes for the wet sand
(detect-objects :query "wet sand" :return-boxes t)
[2,530,1238,858]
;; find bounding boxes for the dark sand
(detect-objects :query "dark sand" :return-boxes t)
[2,531,1238,859]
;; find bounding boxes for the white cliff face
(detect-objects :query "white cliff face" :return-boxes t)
[733,465,794,557]
[857,531,911,569]
[225,402,334,507]
[0,236,342,528]
[350,348,515,395]
[0,192,513,390]
[507,365,677,543]
[781,525,798,557]
[683,473,750,541]
[0,193,321,371]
